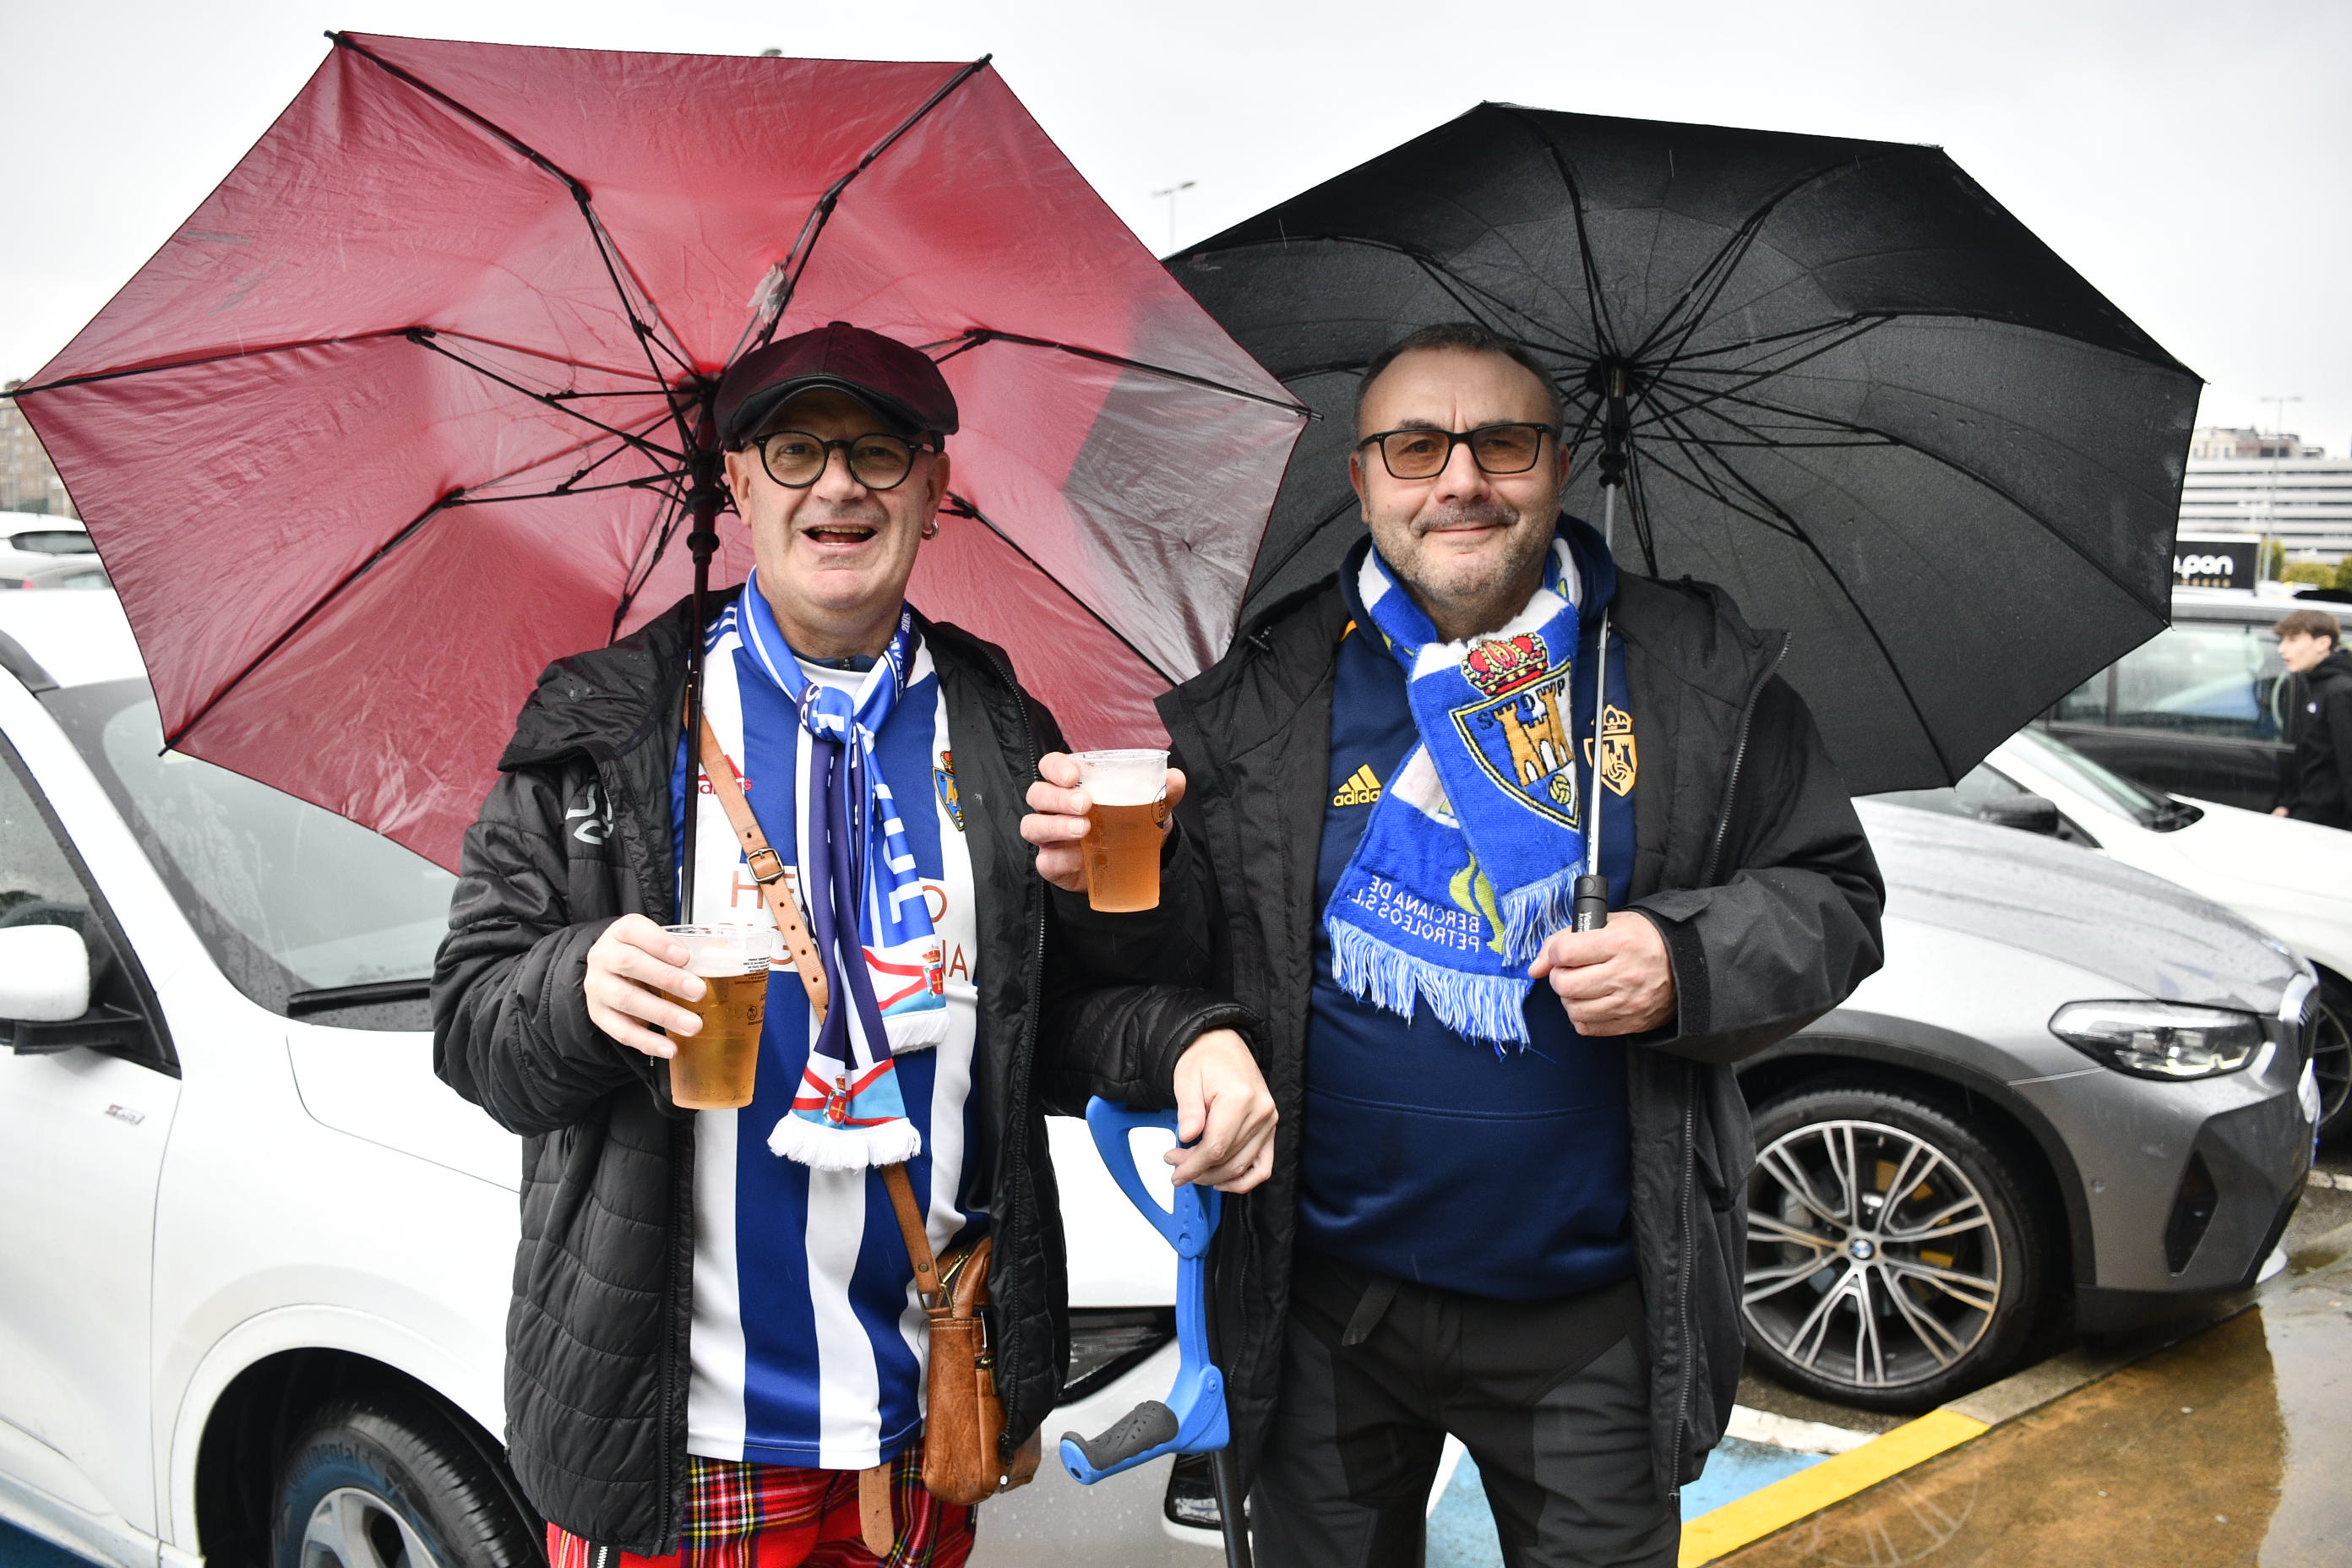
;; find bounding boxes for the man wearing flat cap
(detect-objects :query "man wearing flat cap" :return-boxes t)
[434,321,1273,1567]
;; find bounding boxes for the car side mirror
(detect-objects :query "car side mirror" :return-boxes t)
[0,925,91,1021]
[1979,793,2063,836]
[0,924,141,1055]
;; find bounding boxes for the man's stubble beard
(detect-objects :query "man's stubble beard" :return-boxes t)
[1391,498,1555,637]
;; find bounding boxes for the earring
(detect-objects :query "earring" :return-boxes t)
[921,521,939,539]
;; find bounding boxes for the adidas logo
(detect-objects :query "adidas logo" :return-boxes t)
[1332,765,1383,807]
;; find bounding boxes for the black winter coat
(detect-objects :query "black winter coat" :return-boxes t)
[2281,648,2352,828]
[432,590,1247,1552]
[1057,566,1886,1499]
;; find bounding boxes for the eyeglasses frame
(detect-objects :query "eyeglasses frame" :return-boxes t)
[1353,422,1560,482]
[750,427,939,493]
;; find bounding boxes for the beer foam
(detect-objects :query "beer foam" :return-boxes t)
[1074,750,1166,808]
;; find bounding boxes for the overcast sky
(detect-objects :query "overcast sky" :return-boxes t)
[7,0,2348,452]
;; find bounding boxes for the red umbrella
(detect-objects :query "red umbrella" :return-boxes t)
[15,33,1304,871]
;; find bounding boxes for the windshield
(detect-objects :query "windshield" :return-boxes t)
[46,679,455,1026]
[2008,725,2192,830]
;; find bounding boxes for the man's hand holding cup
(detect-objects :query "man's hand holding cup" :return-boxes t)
[1022,750,1185,906]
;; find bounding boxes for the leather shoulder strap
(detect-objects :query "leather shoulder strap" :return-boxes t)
[694,714,830,1021]
[694,713,939,1309]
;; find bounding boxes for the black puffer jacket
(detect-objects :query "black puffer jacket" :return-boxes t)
[432,589,1245,1553]
[1057,564,1885,1499]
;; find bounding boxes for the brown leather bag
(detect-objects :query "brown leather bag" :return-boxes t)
[695,717,1041,1540]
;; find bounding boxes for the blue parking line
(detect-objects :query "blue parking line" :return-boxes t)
[1426,1438,1827,1566]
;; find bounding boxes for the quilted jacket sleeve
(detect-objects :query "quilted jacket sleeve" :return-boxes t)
[432,763,663,1136]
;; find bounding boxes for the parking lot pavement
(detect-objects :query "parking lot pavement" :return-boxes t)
[1707,1211,2352,1566]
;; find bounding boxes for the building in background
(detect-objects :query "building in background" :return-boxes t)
[1,382,76,518]
[2180,427,2352,560]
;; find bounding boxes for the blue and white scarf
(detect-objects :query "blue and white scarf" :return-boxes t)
[1325,532,1591,1046]
[728,569,946,1169]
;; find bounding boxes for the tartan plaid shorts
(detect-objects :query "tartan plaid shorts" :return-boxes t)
[544,1448,976,1568]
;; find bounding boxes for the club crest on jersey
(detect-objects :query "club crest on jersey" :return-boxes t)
[1582,704,1638,798]
[934,749,965,832]
[1451,634,1579,828]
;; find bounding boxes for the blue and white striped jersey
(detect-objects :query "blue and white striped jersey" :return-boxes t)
[672,597,983,1469]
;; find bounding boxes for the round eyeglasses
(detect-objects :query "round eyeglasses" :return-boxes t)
[753,429,932,492]
[1355,422,1555,481]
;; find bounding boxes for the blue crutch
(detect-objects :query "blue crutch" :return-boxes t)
[1061,1097,1252,1567]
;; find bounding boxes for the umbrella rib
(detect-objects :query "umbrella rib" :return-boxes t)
[738,57,996,357]
[328,32,700,429]
[1663,376,2170,619]
[1627,146,1919,367]
[1643,373,1898,449]
[407,330,685,463]
[934,330,1315,416]
[943,492,1180,685]
[1643,318,1892,417]
[1651,409,1959,779]
[1245,488,1369,605]
[165,400,684,751]
[612,486,700,641]
[1191,237,1594,362]
[1495,106,1620,356]
[11,329,425,396]
[163,487,466,752]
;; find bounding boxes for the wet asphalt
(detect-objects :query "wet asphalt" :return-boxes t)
[1720,1147,2352,1566]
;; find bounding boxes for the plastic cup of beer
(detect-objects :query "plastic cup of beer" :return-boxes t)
[663,924,773,1110]
[1071,749,1168,913]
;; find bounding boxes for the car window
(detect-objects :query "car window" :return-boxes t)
[0,738,173,1071]
[5,531,95,556]
[2111,622,2289,742]
[2050,670,2108,724]
[0,750,89,931]
[46,680,455,1027]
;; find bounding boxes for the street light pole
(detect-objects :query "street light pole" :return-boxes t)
[2260,394,2303,568]
[1152,180,1196,253]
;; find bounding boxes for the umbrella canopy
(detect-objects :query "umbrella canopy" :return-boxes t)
[1170,105,2199,793]
[17,34,1303,868]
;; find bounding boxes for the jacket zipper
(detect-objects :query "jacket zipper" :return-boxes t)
[980,644,1048,1462]
[1673,631,1786,1491]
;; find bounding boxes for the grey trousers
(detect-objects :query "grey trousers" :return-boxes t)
[1251,1250,1678,1568]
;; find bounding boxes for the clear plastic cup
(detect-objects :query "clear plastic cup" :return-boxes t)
[1070,749,1168,913]
[662,924,774,1109]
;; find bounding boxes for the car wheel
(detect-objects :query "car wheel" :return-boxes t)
[2312,977,2352,1145]
[271,1394,540,1568]
[1743,1086,2047,1412]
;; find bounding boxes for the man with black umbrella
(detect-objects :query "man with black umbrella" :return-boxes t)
[1026,321,1884,1564]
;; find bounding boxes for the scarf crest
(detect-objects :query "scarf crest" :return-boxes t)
[727,569,945,1169]
[1324,531,1593,1046]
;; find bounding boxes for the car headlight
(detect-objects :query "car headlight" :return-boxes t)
[2049,1000,2263,1080]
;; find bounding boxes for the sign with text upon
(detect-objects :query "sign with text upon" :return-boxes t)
[2173,535,2261,591]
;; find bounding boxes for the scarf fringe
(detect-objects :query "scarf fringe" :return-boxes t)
[1328,921,1531,1048]
[1500,867,1582,964]
[766,1113,923,1170]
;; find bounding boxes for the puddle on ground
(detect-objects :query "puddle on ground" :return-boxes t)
[1721,1246,2352,1568]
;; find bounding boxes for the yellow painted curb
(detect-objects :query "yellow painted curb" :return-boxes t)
[1677,1407,1990,1565]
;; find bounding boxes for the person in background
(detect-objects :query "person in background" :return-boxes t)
[2272,606,2352,830]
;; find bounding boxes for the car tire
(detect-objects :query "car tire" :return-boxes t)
[1743,1085,2048,1413]
[271,1393,541,1568]
[2312,976,2352,1146]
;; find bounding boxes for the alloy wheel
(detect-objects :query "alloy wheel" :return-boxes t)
[1745,1118,2005,1393]
[2312,988,2351,1139]
[299,1487,444,1568]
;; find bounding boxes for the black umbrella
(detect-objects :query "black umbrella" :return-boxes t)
[1170,105,2199,792]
